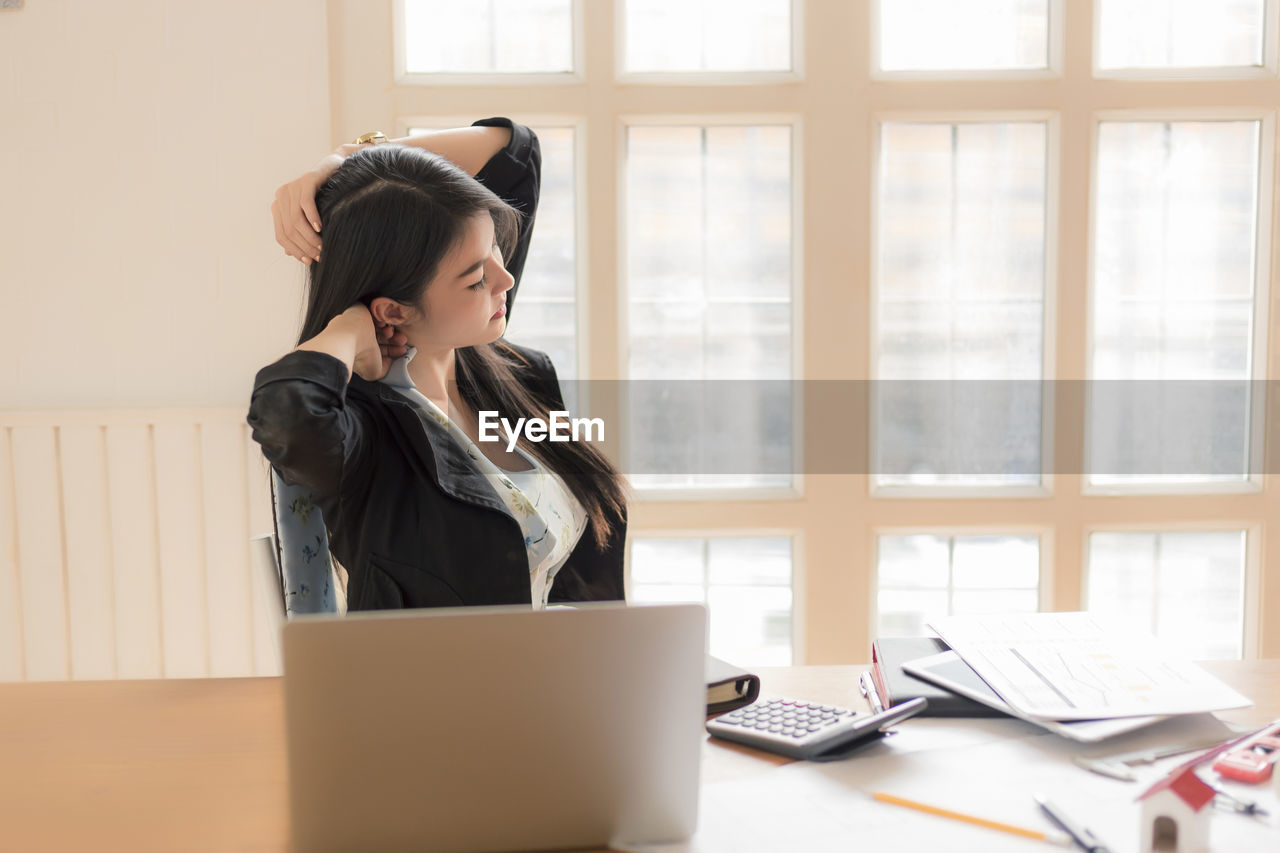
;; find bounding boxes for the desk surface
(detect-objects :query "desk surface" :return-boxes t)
[1,661,1276,852]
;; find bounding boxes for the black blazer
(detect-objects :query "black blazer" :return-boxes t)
[247,120,625,610]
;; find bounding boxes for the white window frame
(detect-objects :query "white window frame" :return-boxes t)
[616,113,807,502]
[870,526,1052,646]
[614,0,806,84]
[1080,107,1275,497]
[392,0,586,86]
[1091,0,1280,80]
[334,0,1280,663]
[626,528,806,664]
[867,110,1062,500]
[1081,521,1261,658]
[869,0,1066,81]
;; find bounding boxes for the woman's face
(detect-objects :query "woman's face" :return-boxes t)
[407,212,514,352]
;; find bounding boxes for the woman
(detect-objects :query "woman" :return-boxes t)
[250,119,627,610]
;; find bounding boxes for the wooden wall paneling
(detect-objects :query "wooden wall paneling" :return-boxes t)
[151,423,209,678]
[0,428,25,681]
[58,425,116,679]
[105,424,163,678]
[200,421,254,677]
[245,433,281,675]
[9,427,69,680]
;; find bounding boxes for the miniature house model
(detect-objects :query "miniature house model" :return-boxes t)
[1136,765,1215,853]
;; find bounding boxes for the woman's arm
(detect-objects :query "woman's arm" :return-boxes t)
[248,304,406,498]
[272,125,512,265]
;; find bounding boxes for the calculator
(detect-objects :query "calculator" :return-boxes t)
[706,696,928,761]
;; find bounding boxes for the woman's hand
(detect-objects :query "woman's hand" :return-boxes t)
[270,152,345,265]
[298,304,409,382]
[341,304,409,381]
[367,313,410,381]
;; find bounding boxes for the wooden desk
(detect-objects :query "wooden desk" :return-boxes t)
[1,662,1276,852]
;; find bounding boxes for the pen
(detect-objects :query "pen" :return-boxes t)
[873,792,1072,847]
[859,671,885,713]
[1034,794,1112,853]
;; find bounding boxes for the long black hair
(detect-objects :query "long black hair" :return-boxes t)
[299,145,625,547]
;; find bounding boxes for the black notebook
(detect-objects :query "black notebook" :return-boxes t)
[705,655,761,716]
[870,637,1008,718]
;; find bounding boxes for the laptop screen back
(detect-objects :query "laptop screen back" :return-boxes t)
[283,603,706,853]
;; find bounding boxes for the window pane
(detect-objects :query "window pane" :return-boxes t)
[402,0,573,73]
[876,534,1041,636]
[876,535,950,588]
[708,538,792,585]
[875,122,1047,487]
[1098,0,1265,70]
[878,0,1049,72]
[624,0,791,72]
[952,536,1039,588]
[630,536,794,665]
[1090,121,1261,486]
[627,125,793,490]
[877,589,949,637]
[707,586,793,666]
[1088,531,1245,659]
[951,589,1039,613]
[630,538,705,585]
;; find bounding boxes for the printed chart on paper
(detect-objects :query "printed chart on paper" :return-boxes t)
[929,612,1252,721]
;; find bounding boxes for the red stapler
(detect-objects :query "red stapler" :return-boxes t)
[1212,731,1280,784]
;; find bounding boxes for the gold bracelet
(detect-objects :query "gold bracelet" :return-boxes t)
[352,131,388,145]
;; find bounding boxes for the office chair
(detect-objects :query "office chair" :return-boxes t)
[269,469,345,615]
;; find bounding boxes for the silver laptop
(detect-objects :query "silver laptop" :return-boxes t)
[282,603,707,853]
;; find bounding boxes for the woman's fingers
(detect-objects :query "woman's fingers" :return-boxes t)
[287,183,322,260]
[375,323,409,360]
[272,188,313,264]
[300,192,322,236]
[290,217,321,261]
[271,175,325,264]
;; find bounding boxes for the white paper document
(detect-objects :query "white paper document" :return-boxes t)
[929,612,1253,721]
[621,713,1262,853]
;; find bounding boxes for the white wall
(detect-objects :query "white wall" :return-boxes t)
[0,0,332,681]
[0,0,331,409]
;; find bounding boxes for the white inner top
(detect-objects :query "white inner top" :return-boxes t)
[380,349,587,608]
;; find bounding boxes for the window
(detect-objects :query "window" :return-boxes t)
[398,0,575,76]
[625,122,795,491]
[876,534,1041,636]
[363,1,1280,663]
[1096,0,1267,71]
[874,119,1049,489]
[622,0,794,74]
[630,536,795,665]
[1089,118,1265,488]
[876,0,1051,73]
[1087,530,1247,659]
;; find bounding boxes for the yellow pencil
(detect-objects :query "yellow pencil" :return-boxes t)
[872,792,1072,847]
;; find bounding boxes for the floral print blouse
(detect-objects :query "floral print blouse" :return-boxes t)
[380,350,587,609]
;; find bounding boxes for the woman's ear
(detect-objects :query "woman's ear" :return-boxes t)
[369,296,414,327]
